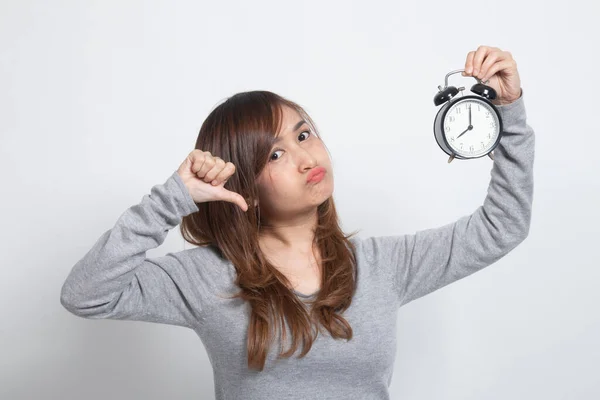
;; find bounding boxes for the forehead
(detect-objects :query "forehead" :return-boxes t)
[278,106,303,132]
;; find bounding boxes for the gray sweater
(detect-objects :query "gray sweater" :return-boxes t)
[60,90,534,400]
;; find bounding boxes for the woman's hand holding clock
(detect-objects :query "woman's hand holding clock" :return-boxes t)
[461,45,522,105]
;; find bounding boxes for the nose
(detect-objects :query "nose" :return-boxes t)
[297,148,317,171]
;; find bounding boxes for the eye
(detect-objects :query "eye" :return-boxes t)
[269,130,312,162]
[298,129,311,141]
[270,149,283,161]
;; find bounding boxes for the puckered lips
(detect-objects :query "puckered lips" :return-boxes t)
[306,167,326,184]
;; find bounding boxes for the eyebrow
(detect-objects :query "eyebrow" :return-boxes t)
[274,120,308,143]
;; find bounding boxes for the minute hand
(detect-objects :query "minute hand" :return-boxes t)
[469,103,472,126]
[456,105,473,139]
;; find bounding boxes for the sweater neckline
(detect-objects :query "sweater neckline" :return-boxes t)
[293,289,320,298]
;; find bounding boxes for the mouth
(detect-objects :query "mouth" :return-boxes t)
[306,167,326,184]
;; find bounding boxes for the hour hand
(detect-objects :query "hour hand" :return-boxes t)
[456,126,469,139]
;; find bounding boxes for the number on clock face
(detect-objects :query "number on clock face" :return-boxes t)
[443,99,500,157]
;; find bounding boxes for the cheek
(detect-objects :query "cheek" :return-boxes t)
[258,169,295,200]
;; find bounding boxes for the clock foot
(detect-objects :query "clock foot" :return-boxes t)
[448,155,455,164]
[488,152,494,161]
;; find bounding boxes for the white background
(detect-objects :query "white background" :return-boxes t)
[1,0,598,399]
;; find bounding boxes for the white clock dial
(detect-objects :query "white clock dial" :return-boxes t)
[443,99,500,158]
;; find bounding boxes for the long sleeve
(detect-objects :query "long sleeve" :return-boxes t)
[364,89,535,308]
[60,170,204,329]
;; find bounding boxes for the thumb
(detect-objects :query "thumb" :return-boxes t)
[221,188,249,212]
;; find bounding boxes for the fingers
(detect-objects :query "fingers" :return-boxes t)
[477,51,500,81]
[481,59,514,83]
[463,45,506,80]
[463,51,475,75]
[471,46,494,78]
[211,162,236,186]
[190,150,236,185]
[204,157,226,184]
[190,150,211,177]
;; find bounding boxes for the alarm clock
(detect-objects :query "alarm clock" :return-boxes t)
[433,69,504,163]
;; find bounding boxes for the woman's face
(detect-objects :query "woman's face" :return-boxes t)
[255,106,334,220]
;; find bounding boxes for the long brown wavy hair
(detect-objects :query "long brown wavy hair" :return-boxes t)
[179,90,359,371]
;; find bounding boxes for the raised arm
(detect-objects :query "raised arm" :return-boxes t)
[364,87,534,308]
[60,170,203,329]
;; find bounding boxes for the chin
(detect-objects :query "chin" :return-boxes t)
[312,181,334,204]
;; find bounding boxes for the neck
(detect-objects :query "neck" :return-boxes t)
[258,208,318,252]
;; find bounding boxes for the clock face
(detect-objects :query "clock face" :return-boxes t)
[443,99,500,158]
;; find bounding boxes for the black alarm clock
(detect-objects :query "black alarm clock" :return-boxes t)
[433,69,504,163]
